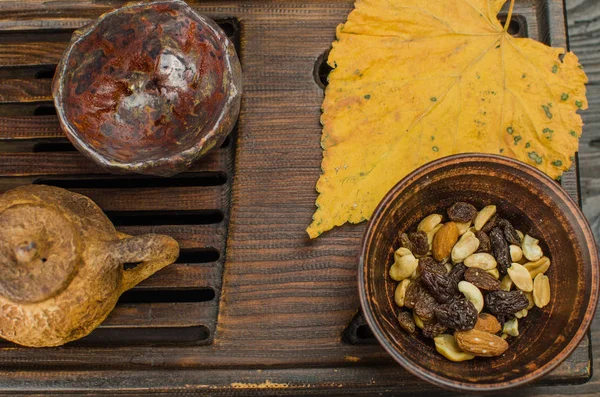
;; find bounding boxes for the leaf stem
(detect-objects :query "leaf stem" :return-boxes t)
[504,0,516,32]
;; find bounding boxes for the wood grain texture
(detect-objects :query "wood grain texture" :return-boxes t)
[0,0,595,395]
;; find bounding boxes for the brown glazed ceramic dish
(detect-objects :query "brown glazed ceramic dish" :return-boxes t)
[359,153,599,392]
[52,0,241,176]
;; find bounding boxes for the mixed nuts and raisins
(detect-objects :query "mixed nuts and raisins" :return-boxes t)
[391,203,551,361]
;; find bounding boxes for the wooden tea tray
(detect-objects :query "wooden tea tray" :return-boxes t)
[0,0,592,394]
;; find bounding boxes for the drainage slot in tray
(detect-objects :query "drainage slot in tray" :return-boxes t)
[35,172,228,188]
[105,210,224,226]
[118,288,216,304]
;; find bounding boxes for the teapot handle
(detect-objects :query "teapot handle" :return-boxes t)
[110,232,180,294]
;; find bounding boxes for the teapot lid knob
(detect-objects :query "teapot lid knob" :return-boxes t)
[0,204,81,303]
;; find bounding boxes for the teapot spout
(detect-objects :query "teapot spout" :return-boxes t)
[107,233,179,294]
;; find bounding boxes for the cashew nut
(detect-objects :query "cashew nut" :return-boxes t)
[394,247,413,260]
[522,234,543,261]
[474,205,496,231]
[389,254,418,281]
[394,279,411,307]
[458,281,484,312]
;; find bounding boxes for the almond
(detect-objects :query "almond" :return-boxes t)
[432,222,459,262]
[474,313,501,334]
[455,329,509,357]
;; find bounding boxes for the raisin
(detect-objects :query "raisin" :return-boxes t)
[490,227,511,275]
[421,268,456,303]
[399,232,414,252]
[409,231,429,256]
[434,299,478,331]
[418,256,446,276]
[422,319,447,338]
[397,311,416,334]
[464,268,500,291]
[404,278,427,309]
[449,262,467,285]
[447,202,477,222]
[481,214,498,233]
[485,290,529,316]
[498,219,521,245]
[414,292,437,320]
[474,230,491,253]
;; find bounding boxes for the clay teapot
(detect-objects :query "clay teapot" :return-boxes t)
[0,185,179,347]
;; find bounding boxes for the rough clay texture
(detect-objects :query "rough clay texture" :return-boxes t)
[0,185,179,347]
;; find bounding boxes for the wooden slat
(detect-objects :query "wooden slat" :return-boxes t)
[0,150,228,176]
[69,185,226,212]
[0,42,65,67]
[0,78,52,103]
[99,302,217,328]
[117,224,226,250]
[134,263,222,289]
[0,116,63,139]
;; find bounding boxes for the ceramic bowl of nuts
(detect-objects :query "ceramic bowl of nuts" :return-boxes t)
[359,153,599,392]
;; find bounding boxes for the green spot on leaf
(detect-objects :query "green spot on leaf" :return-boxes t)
[430,97,437,102]
[514,135,522,145]
[542,105,552,119]
[570,130,578,137]
[522,73,526,78]
[570,156,575,162]
[575,100,583,109]
[364,94,371,100]
[543,128,553,133]
[552,160,563,167]
[552,65,558,73]
[507,127,514,134]
[525,142,531,148]
[431,136,435,141]
[499,148,504,153]
[432,146,439,152]
[561,93,569,101]
[528,152,543,165]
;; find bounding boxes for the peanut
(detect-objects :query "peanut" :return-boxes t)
[514,309,528,319]
[509,245,523,262]
[524,256,550,279]
[434,334,475,362]
[533,273,550,308]
[426,223,443,251]
[464,253,497,270]
[413,312,425,329]
[524,291,535,310]
[486,268,500,279]
[507,262,533,292]
[455,221,471,235]
[500,274,513,291]
[394,247,412,259]
[503,318,519,337]
[418,214,442,233]
[474,205,497,231]
[451,231,480,263]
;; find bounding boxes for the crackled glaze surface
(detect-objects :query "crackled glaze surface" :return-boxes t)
[53,0,241,176]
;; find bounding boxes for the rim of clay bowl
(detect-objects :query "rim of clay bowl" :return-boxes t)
[358,153,599,392]
[52,0,242,176]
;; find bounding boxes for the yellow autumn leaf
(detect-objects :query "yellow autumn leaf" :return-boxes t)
[307,0,588,238]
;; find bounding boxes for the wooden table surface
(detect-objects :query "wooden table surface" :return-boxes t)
[0,0,598,395]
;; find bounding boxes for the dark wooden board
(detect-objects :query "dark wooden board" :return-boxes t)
[0,0,594,395]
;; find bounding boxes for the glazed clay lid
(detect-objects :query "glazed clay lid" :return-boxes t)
[52,0,242,176]
[0,204,81,303]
